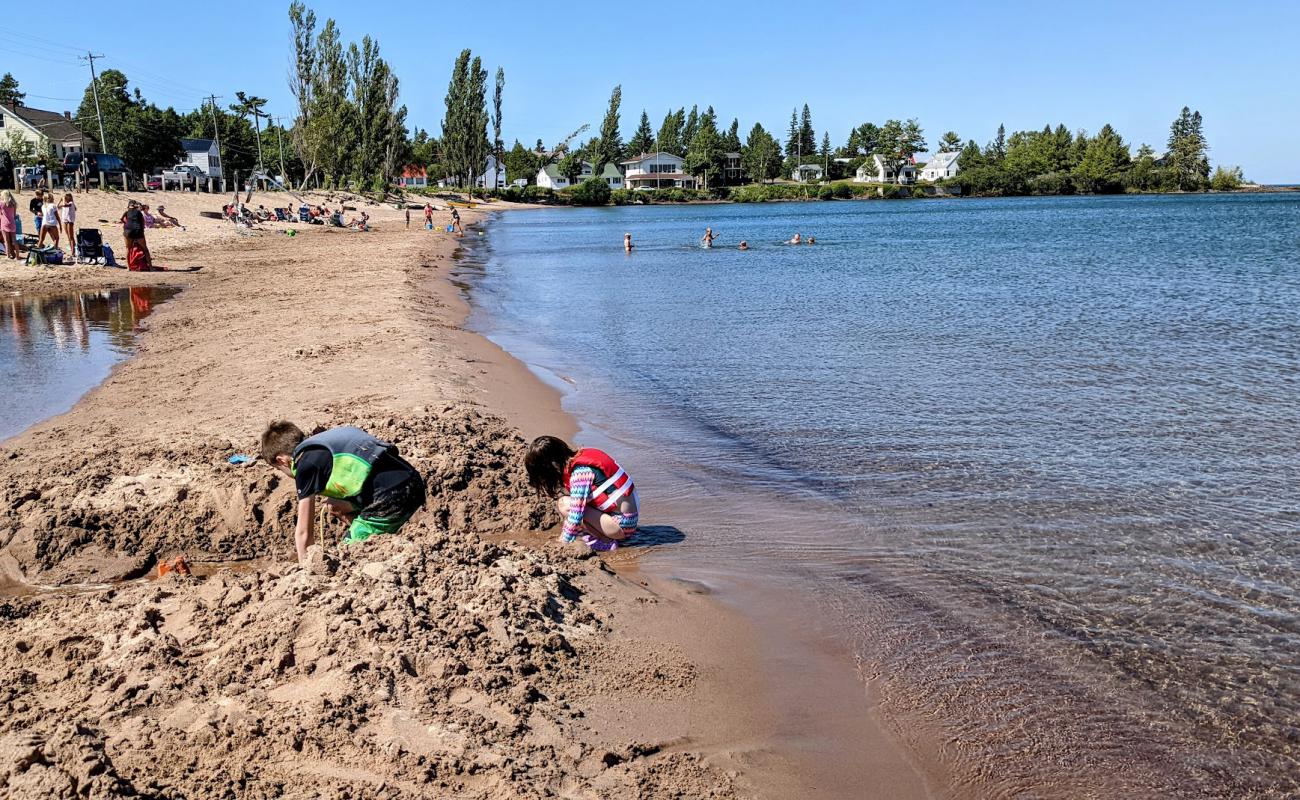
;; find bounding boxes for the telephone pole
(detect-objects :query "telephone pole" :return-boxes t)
[273,116,287,186]
[80,53,108,153]
[206,95,224,183]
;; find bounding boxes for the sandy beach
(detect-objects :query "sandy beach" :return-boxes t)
[0,188,935,798]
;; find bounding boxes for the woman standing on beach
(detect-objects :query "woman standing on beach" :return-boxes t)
[38,191,60,250]
[525,436,640,552]
[59,193,77,248]
[120,200,153,271]
[0,191,18,259]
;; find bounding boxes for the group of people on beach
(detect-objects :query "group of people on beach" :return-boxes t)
[260,423,637,562]
[0,190,77,259]
[413,201,463,235]
[621,227,816,252]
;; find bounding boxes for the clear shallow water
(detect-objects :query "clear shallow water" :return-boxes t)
[0,286,177,442]
[466,194,1300,797]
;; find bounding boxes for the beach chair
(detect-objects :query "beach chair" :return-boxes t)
[298,205,311,223]
[76,228,104,264]
[274,207,288,222]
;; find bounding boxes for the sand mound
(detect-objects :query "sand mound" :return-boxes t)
[0,406,739,798]
[0,405,548,585]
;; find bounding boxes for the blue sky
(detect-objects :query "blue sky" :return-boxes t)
[2,0,1297,182]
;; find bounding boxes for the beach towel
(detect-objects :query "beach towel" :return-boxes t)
[126,239,151,271]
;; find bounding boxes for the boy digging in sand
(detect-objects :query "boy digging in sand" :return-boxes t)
[261,422,427,562]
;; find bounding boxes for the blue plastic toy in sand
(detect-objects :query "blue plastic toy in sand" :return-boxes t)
[228,454,254,465]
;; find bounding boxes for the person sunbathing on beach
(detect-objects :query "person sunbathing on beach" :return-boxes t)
[155,204,180,228]
[261,422,427,562]
[525,436,639,552]
[786,233,802,244]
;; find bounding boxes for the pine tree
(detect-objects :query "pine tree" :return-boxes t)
[681,106,700,156]
[1073,123,1130,193]
[0,72,25,106]
[724,118,741,152]
[742,122,780,184]
[592,84,623,174]
[656,109,683,156]
[684,106,724,189]
[1167,107,1209,190]
[786,108,799,160]
[985,123,1007,162]
[799,104,816,157]
[938,131,961,153]
[628,110,654,157]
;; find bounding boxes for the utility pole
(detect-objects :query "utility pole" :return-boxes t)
[206,95,223,186]
[273,116,287,187]
[80,53,108,153]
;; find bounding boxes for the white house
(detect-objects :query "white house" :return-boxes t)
[179,138,222,178]
[535,160,625,190]
[475,155,507,189]
[792,163,824,182]
[856,154,917,184]
[620,152,697,190]
[919,151,960,182]
[0,103,95,161]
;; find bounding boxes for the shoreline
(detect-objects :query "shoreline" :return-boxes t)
[0,190,935,797]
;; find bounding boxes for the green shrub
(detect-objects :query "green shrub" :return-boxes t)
[911,185,927,199]
[570,178,611,206]
[817,185,835,200]
[1210,165,1244,192]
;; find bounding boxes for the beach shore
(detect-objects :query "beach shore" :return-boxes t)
[0,189,933,798]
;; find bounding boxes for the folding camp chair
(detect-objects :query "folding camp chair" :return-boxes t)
[274,207,288,222]
[76,228,105,264]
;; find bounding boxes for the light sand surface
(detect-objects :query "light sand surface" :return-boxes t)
[0,189,937,798]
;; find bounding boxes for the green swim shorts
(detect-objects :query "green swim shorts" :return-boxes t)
[342,473,427,545]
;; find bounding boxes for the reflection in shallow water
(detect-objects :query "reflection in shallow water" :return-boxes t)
[0,286,178,441]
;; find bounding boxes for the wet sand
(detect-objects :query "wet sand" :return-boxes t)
[0,188,936,797]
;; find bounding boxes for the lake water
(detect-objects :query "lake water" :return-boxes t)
[466,194,1299,798]
[0,286,177,442]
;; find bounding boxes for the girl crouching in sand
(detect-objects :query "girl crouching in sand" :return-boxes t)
[526,436,639,552]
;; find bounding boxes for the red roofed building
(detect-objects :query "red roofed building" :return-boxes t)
[398,166,427,188]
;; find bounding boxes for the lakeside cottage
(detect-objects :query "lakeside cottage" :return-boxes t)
[536,161,623,190]
[475,155,507,189]
[919,151,960,182]
[724,151,744,183]
[621,152,698,190]
[179,138,222,178]
[398,165,428,188]
[856,154,917,184]
[792,163,824,182]
[0,102,96,160]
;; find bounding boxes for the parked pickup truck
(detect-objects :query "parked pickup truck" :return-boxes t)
[161,164,207,188]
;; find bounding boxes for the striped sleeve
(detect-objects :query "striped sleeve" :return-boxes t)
[561,467,595,542]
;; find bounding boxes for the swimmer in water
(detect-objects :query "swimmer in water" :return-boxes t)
[806,236,816,245]
[624,232,633,251]
[701,227,716,248]
[787,233,802,244]
[738,241,749,251]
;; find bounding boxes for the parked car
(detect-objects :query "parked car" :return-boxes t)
[161,163,206,189]
[146,175,163,190]
[61,153,137,189]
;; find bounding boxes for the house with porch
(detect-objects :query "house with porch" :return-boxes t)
[791,163,824,182]
[620,152,697,190]
[179,138,222,178]
[723,151,745,184]
[0,103,96,160]
[855,154,917,184]
[919,151,960,182]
